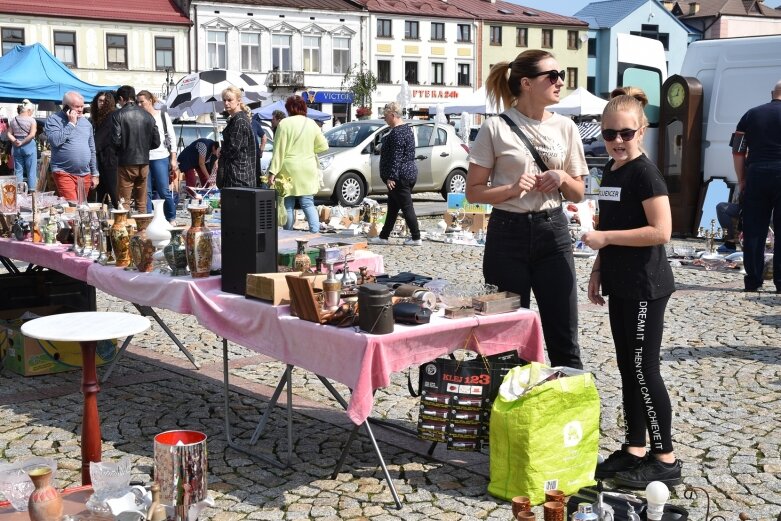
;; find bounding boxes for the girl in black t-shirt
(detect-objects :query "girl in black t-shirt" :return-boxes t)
[581,89,680,489]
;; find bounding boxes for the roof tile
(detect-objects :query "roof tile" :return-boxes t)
[0,0,191,25]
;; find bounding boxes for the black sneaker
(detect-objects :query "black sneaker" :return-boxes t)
[595,449,645,479]
[613,458,682,488]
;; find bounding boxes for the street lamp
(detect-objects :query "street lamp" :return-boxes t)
[162,68,175,99]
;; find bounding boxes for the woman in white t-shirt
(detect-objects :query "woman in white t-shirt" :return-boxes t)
[465,49,587,369]
[136,90,178,224]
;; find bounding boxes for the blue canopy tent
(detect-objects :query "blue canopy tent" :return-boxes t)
[0,43,118,103]
[252,100,331,122]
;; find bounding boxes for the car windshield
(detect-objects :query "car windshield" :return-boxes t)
[324,121,384,148]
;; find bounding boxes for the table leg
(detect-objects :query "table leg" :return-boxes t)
[80,340,101,485]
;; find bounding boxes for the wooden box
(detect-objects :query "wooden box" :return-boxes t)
[444,212,490,233]
[472,292,521,315]
[246,272,303,305]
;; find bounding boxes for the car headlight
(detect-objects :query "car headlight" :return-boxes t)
[319,155,334,171]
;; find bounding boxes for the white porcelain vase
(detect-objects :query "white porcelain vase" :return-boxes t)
[146,199,172,249]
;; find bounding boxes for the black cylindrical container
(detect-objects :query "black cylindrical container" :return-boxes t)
[358,283,394,334]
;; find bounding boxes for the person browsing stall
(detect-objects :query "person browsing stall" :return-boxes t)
[179,139,219,188]
[216,86,256,188]
[465,49,586,369]
[581,87,680,488]
[90,91,118,206]
[7,100,37,191]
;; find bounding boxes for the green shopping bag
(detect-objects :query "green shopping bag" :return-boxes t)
[487,362,599,505]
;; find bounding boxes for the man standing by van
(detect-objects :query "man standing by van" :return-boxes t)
[733,80,781,292]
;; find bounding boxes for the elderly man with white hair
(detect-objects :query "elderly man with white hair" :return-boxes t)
[44,91,99,203]
[6,99,37,190]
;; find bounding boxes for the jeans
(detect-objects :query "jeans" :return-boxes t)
[12,140,37,190]
[283,195,319,233]
[715,201,740,246]
[379,177,420,240]
[483,206,582,369]
[741,161,781,290]
[146,157,176,221]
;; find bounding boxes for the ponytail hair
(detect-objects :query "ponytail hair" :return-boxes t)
[485,49,555,112]
[605,86,649,128]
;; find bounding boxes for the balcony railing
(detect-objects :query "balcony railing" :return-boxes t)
[265,70,305,90]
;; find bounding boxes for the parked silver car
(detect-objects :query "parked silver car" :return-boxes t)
[318,120,470,206]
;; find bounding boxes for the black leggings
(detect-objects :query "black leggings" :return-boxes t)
[608,295,673,454]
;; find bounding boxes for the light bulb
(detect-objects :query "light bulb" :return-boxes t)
[645,481,669,521]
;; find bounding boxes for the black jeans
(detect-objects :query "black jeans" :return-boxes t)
[483,207,582,369]
[742,161,781,290]
[609,295,673,454]
[380,177,420,240]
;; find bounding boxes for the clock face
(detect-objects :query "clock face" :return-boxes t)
[667,82,686,108]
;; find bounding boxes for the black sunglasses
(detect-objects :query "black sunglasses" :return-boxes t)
[601,128,640,142]
[529,69,566,84]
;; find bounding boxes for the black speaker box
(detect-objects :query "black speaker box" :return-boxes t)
[220,187,277,295]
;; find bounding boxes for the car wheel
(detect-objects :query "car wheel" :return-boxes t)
[441,170,467,200]
[332,172,366,207]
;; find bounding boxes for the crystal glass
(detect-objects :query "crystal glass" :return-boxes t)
[0,457,57,512]
[438,282,498,309]
[85,457,132,514]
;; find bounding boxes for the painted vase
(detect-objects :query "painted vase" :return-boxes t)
[293,239,311,272]
[146,199,172,249]
[110,209,131,268]
[185,205,213,278]
[163,227,188,276]
[27,466,63,521]
[130,213,155,272]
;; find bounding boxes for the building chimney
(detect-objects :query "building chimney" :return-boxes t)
[661,0,674,10]
[688,2,700,14]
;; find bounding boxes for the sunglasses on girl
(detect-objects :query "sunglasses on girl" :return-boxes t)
[529,69,566,84]
[601,128,640,141]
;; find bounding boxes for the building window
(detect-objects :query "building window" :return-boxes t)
[207,30,227,69]
[377,60,391,83]
[377,19,392,38]
[568,31,578,50]
[155,37,174,70]
[432,62,444,85]
[431,22,445,41]
[587,38,596,57]
[333,36,350,75]
[631,25,669,51]
[457,63,470,86]
[457,24,471,42]
[490,26,502,46]
[541,29,553,48]
[272,34,291,70]
[53,31,77,66]
[1,28,24,56]
[567,67,577,89]
[405,21,419,40]
[516,27,527,47]
[240,33,260,72]
[106,34,127,70]
[302,35,320,73]
[404,61,418,84]
[587,76,595,93]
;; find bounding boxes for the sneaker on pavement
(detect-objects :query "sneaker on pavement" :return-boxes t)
[368,237,389,245]
[613,458,682,488]
[595,449,645,479]
[403,238,423,246]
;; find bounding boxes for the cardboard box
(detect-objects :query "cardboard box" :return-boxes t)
[0,306,118,376]
[317,241,368,264]
[446,193,492,214]
[444,212,490,233]
[246,272,302,305]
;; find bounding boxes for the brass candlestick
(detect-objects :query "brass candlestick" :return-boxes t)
[697,218,723,254]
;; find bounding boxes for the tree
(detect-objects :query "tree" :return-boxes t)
[341,62,378,109]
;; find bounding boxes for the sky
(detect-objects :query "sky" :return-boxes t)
[507,0,781,16]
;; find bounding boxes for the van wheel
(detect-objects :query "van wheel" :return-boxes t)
[332,173,365,207]
[441,170,467,200]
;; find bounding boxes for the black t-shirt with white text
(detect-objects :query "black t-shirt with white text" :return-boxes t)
[598,154,675,300]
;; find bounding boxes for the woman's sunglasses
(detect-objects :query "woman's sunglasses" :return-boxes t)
[601,128,639,142]
[529,70,566,84]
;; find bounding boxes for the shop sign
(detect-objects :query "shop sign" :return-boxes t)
[301,90,354,103]
[410,89,460,99]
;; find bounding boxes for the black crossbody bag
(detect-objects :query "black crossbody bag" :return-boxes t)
[499,113,549,173]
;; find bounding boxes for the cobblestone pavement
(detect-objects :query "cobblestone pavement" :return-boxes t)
[2,221,781,520]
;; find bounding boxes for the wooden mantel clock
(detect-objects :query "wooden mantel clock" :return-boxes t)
[657,74,703,236]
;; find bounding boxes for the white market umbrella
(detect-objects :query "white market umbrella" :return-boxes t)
[429,87,500,116]
[164,69,268,120]
[548,87,608,117]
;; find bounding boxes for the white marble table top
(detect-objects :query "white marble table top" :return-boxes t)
[21,312,151,342]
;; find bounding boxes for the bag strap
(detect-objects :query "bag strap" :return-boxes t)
[160,111,172,153]
[499,113,549,173]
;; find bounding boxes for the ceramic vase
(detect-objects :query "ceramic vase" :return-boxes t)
[185,205,213,278]
[110,209,131,268]
[130,213,155,272]
[146,199,172,249]
[163,227,188,276]
[27,466,63,521]
[293,239,311,272]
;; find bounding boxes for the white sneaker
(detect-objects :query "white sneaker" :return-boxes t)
[403,238,423,246]
[368,237,389,245]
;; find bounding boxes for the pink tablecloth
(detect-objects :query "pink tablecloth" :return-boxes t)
[0,238,94,281]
